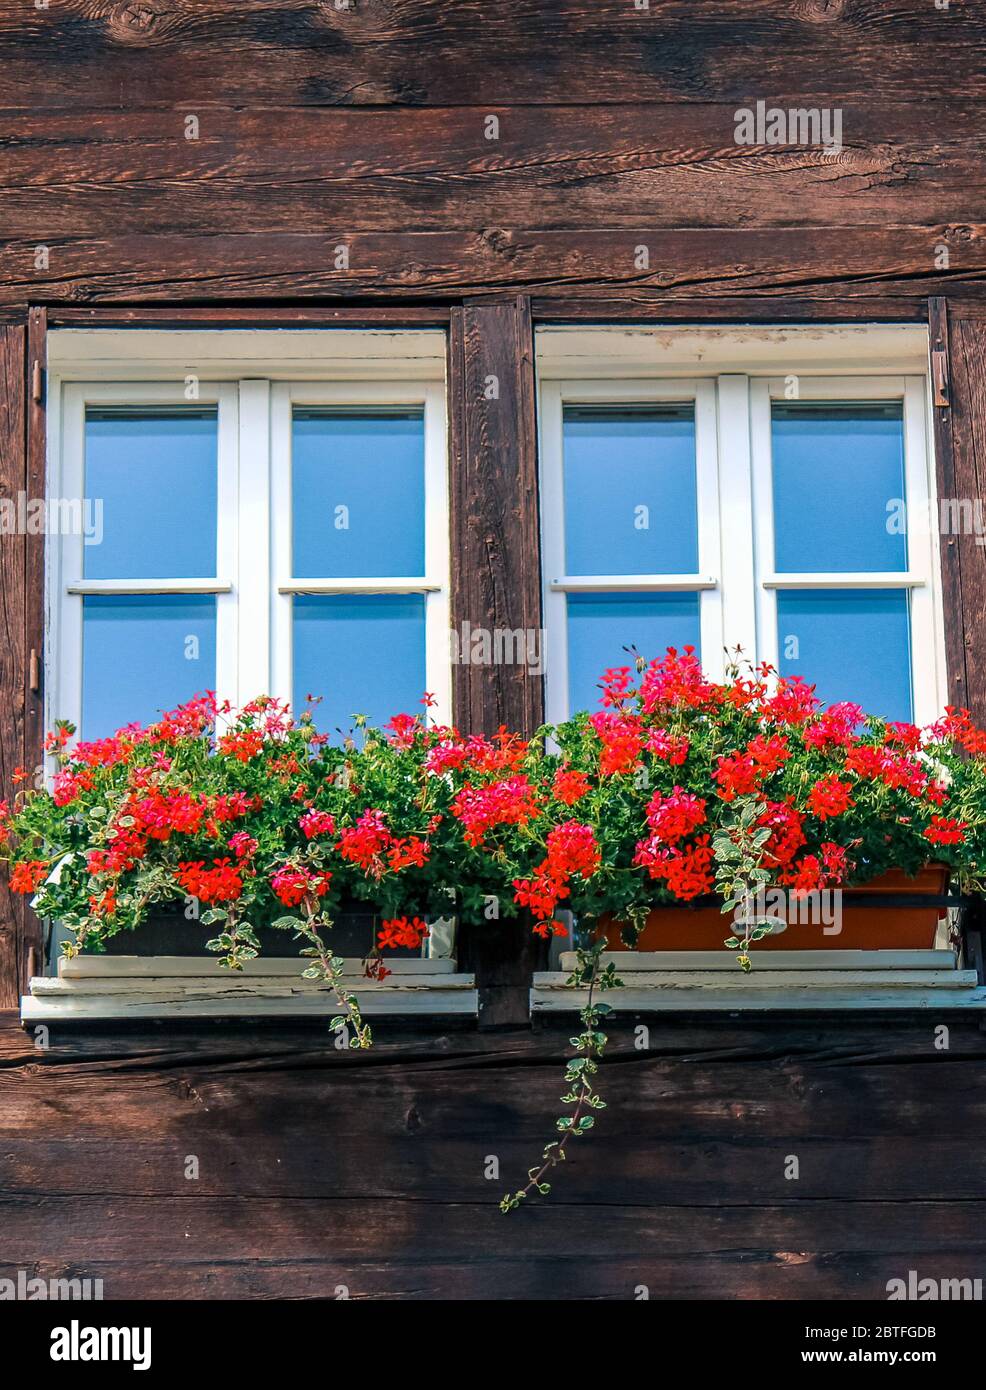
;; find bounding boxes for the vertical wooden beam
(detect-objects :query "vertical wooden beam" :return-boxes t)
[448,297,547,1025]
[448,295,543,738]
[0,325,27,1009]
[22,307,47,995]
[928,298,968,711]
[930,297,986,722]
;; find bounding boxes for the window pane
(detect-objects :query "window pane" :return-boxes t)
[776,589,912,721]
[567,592,701,713]
[294,594,426,735]
[562,406,698,575]
[772,403,906,573]
[82,595,216,739]
[292,410,425,578]
[84,408,217,580]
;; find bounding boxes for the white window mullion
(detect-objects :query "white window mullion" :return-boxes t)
[696,377,725,679]
[715,374,757,673]
[423,380,452,724]
[234,378,270,705]
[904,374,947,722]
[538,381,570,728]
[750,377,780,675]
[270,382,294,708]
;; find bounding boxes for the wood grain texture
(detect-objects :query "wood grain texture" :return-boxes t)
[0,329,26,1010]
[1,104,984,236]
[1,2,985,108]
[935,297,986,724]
[448,298,543,738]
[1,1011,985,1299]
[2,229,984,308]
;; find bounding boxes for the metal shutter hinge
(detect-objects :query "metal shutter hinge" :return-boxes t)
[931,347,949,407]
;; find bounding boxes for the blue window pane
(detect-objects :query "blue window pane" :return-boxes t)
[776,589,912,721]
[772,404,907,574]
[292,410,425,579]
[567,593,701,713]
[294,594,426,735]
[82,595,216,739]
[562,406,698,576]
[84,409,217,580]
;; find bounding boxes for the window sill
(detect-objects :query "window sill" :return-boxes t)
[21,956,478,1023]
[531,950,986,1013]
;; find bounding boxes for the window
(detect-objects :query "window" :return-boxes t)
[538,340,945,727]
[49,336,451,741]
[35,329,471,1020]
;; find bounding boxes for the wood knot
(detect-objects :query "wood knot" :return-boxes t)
[796,0,848,22]
[108,1,178,44]
[404,1104,423,1133]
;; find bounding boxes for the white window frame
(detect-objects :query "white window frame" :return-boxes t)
[34,329,470,1018]
[46,332,452,736]
[52,380,240,738]
[750,374,940,725]
[537,345,947,728]
[539,378,723,727]
[270,379,450,722]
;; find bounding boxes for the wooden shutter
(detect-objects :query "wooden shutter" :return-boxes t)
[929,298,986,722]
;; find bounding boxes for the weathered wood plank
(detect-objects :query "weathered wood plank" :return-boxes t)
[2,2,986,108]
[0,326,25,1010]
[448,297,542,737]
[936,298,986,725]
[2,228,982,307]
[1,105,984,235]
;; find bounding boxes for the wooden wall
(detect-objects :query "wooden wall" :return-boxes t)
[1,1,986,1300]
[0,1,982,312]
[2,1012,986,1300]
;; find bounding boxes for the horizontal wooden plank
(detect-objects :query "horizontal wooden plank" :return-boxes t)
[558,949,959,971]
[1,105,983,235]
[2,227,982,307]
[3,1192,985,1263]
[2,1251,983,1303]
[5,1131,982,1204]
[3,2,986,108]
[532,984,986,1011]
[539,970,979,989]
[58,956,457,979]
[20,990,479,1021]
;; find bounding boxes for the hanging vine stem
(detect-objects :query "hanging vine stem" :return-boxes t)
[501,934,623,1212]
[294,910,373,1050]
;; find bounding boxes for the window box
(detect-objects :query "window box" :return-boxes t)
[23,954,477,1024]
[532,946,986,1015]
[597,864,954,953]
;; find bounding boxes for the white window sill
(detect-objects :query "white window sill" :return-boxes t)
[21,956,477,1023]
[531,950,986,1013]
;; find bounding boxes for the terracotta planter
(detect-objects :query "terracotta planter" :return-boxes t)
[600,865,952,952]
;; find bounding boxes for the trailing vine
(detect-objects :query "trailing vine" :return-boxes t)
[500,937,623,1212]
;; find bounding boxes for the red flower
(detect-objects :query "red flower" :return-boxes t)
[218,728,264,762]
[924,815,967,846]
[10,860,48,894]
[378,916,430,951]
[645,787,707,844]
[452,777,540,847]
[645,729,690,765]
[269,864,332,907]
[807,776,854,821]
[300,809,336,840]
[713,752,761,802]
[552,766,591,805]
[175,858,244,903]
